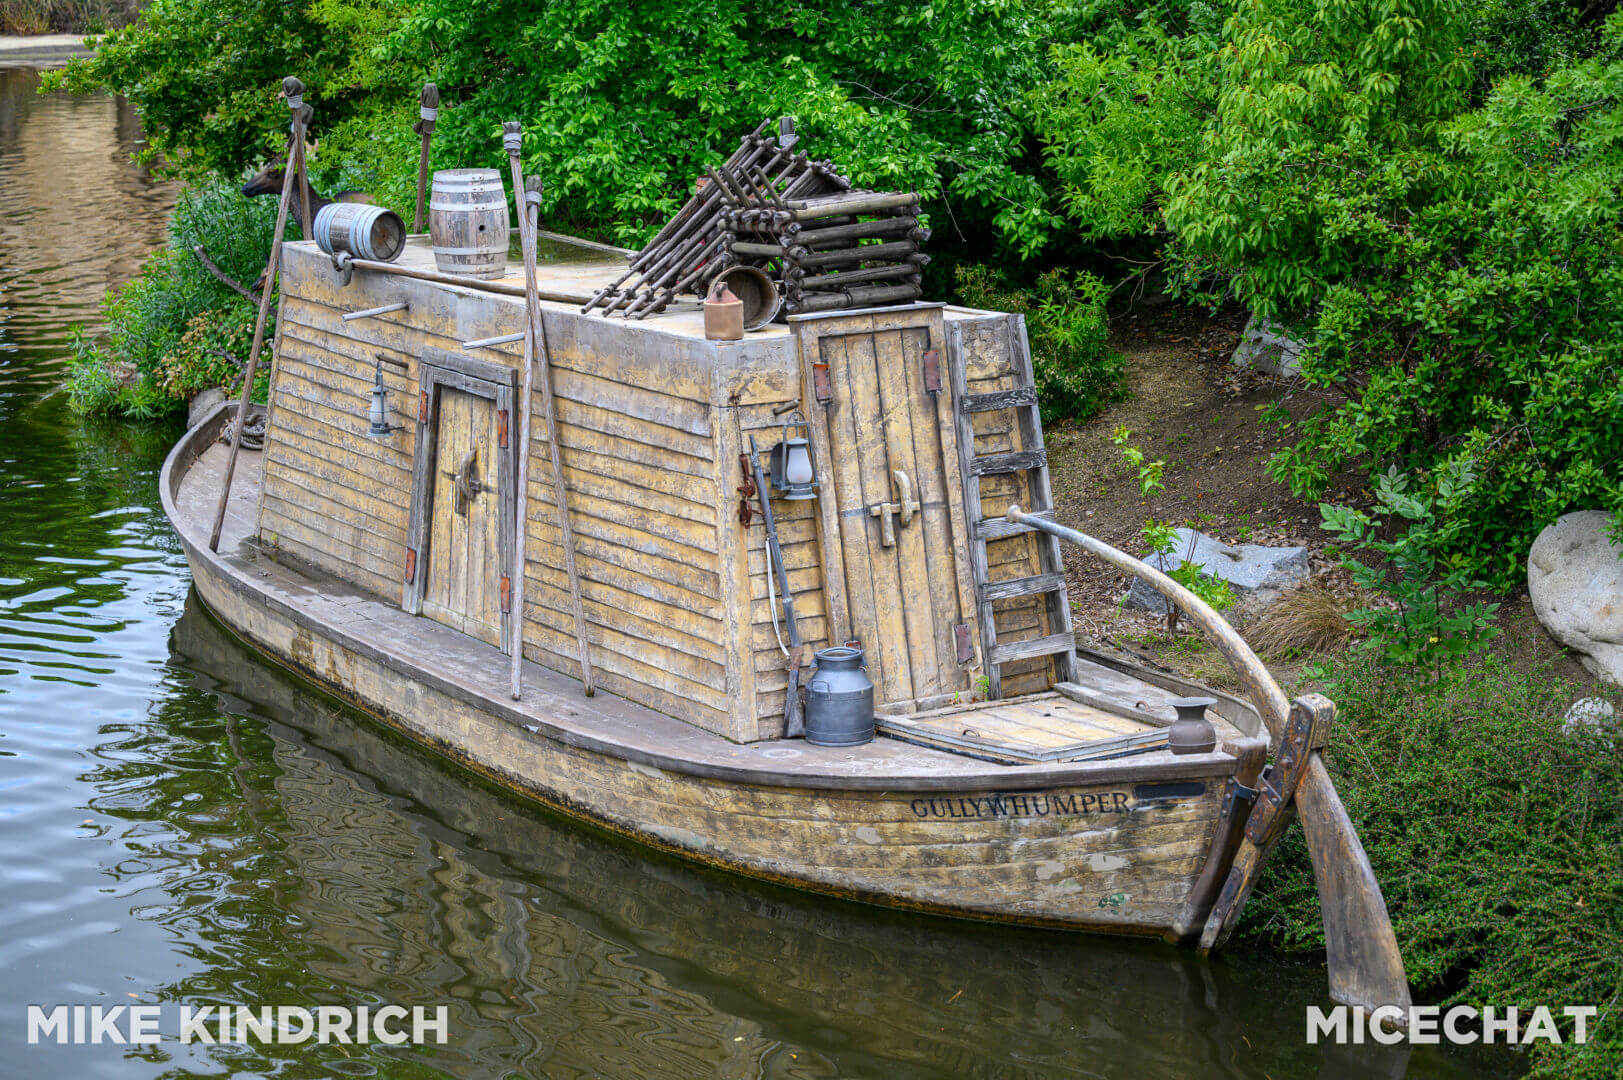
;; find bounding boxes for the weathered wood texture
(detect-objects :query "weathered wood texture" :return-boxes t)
[169,416,1264,937]
[949,311,1067,696]
[263,248,1073,742]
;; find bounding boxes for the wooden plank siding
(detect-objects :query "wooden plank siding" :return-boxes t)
[263,247,1064,743]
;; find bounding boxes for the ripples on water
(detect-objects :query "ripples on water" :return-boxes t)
[0,64,1515,1079]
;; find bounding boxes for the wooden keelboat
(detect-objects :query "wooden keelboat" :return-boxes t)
[160,229,1409,1014]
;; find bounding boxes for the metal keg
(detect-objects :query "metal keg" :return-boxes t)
[313,202,406,262]
[803,646,875,747]
[428,169,509,279]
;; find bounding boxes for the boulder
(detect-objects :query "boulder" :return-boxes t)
[1124,528,1309,615]
[1528,510,1623,686]
[1231,314,1304,377]
[188,387,226,428]
[1563,698,1617,738]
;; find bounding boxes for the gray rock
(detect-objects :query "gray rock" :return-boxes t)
[1529,510,1623,687]
[188,387,227,428]
[1562,697,1617,737]
[1124,528,1309,615]
[1231,314,1304,377]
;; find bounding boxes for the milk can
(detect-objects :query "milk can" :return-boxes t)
[804,646,875,747]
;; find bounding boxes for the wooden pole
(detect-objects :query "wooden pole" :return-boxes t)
[413,83,438,234]
[209,79,302,553]
[287,78,312,241]
[504,121,594,698]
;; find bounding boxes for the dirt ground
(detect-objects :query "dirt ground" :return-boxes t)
[1045,300,1601,693]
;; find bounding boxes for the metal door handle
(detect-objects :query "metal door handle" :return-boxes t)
[893,469,918,526]
[443,448,482,514]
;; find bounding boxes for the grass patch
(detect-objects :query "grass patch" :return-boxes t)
[1241,650,1623,1077]
[0,0,127,34]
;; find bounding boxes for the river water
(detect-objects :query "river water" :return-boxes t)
[0,65,1518,1079]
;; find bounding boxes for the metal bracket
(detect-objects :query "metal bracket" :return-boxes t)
[921,348,942,394]
[1242,695,1336,847]
[404,547,417,585]
[954,623,974,665]
[1221,776,1258,819]
[812,360,833,404]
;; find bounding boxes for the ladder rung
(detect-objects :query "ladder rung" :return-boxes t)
[980,572,1065,602]
[989,632,1075,666]
[969,448,1046,476]
[960,386,1038,413]
[975,510,1052,541]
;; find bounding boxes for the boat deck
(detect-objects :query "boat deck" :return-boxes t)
[175,433,1245,791]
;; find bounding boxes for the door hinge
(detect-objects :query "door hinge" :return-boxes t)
[498,408,509,448]
[812,360,833,404]
[954,622,974,664]
[418,390,429,424]
[921,348,942,395]
[404,547,417,584]
[500,575,512,613]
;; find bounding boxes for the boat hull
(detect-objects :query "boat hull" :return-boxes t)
[165,408,1259,940]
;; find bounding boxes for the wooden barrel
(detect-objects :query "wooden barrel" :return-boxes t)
[313,202,406,262]
[429,169,509,279]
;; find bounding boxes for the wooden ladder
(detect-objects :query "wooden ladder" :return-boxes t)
[947,314,1076,699]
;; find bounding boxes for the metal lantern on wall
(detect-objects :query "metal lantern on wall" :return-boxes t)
[767,418,817,500]
[366,359,393,437]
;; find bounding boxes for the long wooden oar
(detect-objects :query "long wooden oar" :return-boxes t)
[209,78,303,553]
[412,83,438,234]
[504,121,594,698]
[1003,505,1410,1015]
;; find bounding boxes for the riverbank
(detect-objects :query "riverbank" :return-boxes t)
[1044,317,1622,1078]
[0,33,94,61]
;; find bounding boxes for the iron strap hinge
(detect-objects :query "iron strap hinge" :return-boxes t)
[921,348,942,395]
[500,575,512,613]
[954,622,974,664]
[404,547,417,584]
[812,360,833,404]
[498,409,509,449]
[418,390,430,424]
[1221,777,1258,819]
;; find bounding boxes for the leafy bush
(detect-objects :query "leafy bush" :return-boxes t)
[1320,463,1501,669]
[1038,0,1623,589]
[956,265,1123,421]
[68,181,278,419]
[1244,652,1623,1078]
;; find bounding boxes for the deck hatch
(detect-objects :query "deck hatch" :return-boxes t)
[877,692,1169,765]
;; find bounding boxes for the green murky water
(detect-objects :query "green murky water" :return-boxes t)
[0,66,1519,1079]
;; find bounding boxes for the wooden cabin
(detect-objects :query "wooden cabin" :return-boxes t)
[256,235,1074,744]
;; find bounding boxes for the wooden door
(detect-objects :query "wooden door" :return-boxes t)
[423,387,504,644]
[403,350,517,650]
[796,306,978,712]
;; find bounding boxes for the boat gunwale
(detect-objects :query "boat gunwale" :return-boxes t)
[163,400,1256,794]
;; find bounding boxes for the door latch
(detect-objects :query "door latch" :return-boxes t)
[869,469,921,547]
[444,447,483,515]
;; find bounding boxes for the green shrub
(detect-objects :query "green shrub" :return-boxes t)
[1320,462,1501,670]
[956,265,1124,421]
[68,180,278,419]
[1244,652,1623,1078]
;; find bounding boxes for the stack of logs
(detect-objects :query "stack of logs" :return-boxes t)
[581,119,849,319]
[722,189,929,316]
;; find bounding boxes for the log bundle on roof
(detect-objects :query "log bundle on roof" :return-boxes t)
[581,117,928,322]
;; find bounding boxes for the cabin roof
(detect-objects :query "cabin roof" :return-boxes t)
[290,234,992,345]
